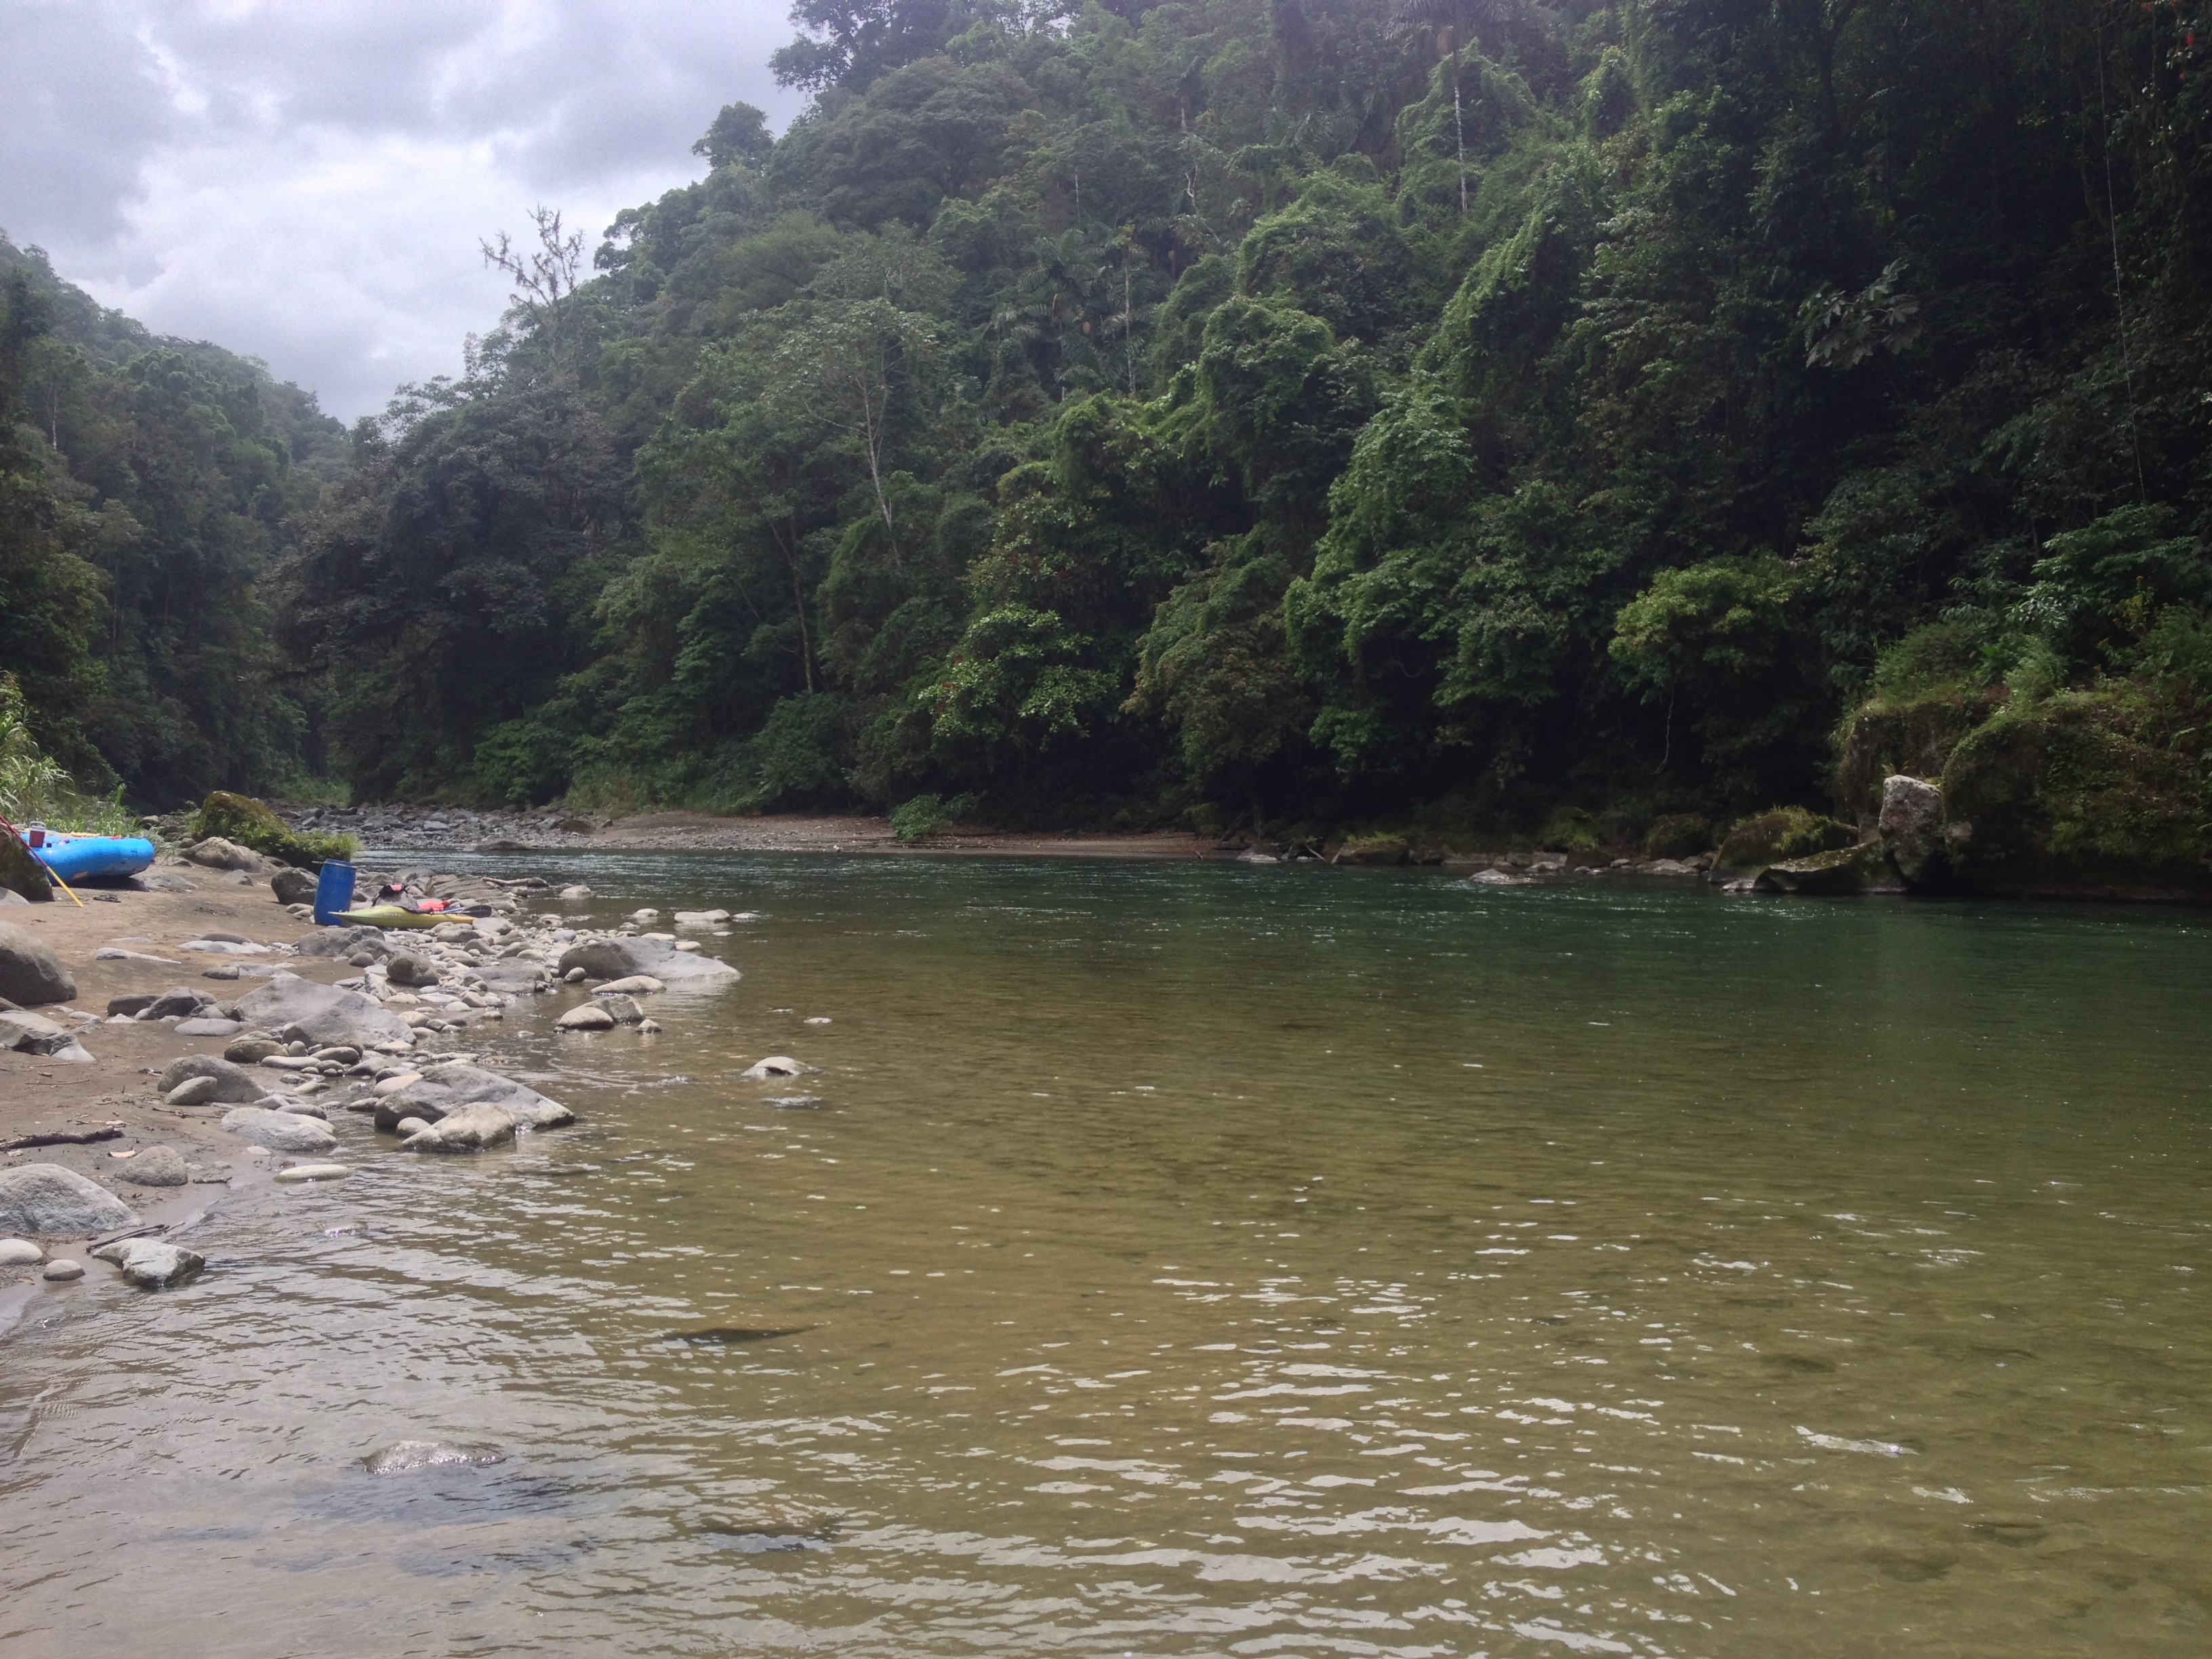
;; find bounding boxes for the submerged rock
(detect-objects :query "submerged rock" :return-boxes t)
[1755,840,1906,895]
[400,1102,516,1153]
[362,1440,504,1475]
[740,1055,814,1080]
[556,937,737,985]
[0,1164,136,1234]
[1713,808,1858,873]
[91,1237,204,1288]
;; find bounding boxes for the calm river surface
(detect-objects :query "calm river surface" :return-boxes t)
[5,856,2211,1656]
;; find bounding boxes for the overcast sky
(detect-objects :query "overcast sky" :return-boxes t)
[0,1,805,422]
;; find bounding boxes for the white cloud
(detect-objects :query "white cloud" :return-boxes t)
[0,0,804,419]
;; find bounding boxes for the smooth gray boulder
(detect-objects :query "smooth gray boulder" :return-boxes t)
[166,1076,220,1107]
[220,1107,340,1153]
[158,1054,264,1104]
[1879,774,1948,886]
[556,937,737,986]
[399,1101,517,1153]
[0,1237,42,1266]
[234,973,409,1046]
[0,1164,136,1234]
[270,867,318,905]
[91,1237,204,1288]
[175,1017,242,1038]
[385,953,439,987]
[0,922,75,1005]
[116,1145,189,1187]
[1,1008,81,1055]
[138,987,213,1020]
[373,1063,574,1134]
[182,836,269,872]
[555,1002,614,1031]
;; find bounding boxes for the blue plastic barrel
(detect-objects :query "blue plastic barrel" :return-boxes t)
[313,860,356,926]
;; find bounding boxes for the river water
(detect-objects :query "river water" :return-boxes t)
[5,856,2211,1656]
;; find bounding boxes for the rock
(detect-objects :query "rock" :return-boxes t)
[394,1116,431,1136]
[274,1099,330,1119]
[174,1017,242,1038]
[363,1440,503,1475]
[270,867,319,905]
[166,1076,221,1107]
[234,974,410,1047]
[1644,858,1698,876]
[0,1237,43,1266]
[472,838,529,853]
[0,921,75,1005]
[182,836,272,873]
[1755,840,1906,895]
[740,1055,812,1080]
[1462,867,1532,886]
[1,1008,83,1055]
[220,1107,340,1153]
[134,871,195,893]
[636,1018,661,1034]
[386,953,439,987]
[107,993,158,1017]
[0,833,54,901]
[373,1062,575,1134]
[594,975,665,996]
[401,1101,517,1153]
[556,937,737,986]
[116,1145,190,1187]
[556,1002,615,1032]
[313,1044,361,1065]
[182,937,270,956]
[558,884,594,901]
[201,963,241,981]
[1713,807,1858,873]
[596,994,644,1025]
[295,926,388,960]
[138,987,211,1020]
[158,1054,265,1103]
[42,1259,84,1282]
[373,1070,424,1095]
[274,1164,352,1183]
[224,1036,286,1065]
[91,1237,204,1288]
[0,1164,137,1234]
[1333,835,1410,866]
[1879,774,1948,886]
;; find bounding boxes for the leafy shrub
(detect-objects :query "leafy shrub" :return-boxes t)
[1713,806,1858,870]
[189,791,356,869]
[1643,813,1713,859]
[0,676,135,836]
[890,792,974,842]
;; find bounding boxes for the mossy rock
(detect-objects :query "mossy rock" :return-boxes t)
[188,792,357,872]
[1941,693,2212,895]
[1643,813,1713,859]
[0,831,54,901]
[1713,806,1858,872]
[1835,686,1998,821]
[1334,834,1410,866]
[1757,840,1903,895]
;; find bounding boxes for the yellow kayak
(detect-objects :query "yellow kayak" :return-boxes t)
[332,905,452,930]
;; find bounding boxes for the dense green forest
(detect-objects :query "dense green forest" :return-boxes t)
[0,237,345,808]
[8,0,2212,869]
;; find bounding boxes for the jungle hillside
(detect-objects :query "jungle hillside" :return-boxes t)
[5,0,2211,869]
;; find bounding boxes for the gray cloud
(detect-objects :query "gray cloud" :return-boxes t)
[0,0,805,419]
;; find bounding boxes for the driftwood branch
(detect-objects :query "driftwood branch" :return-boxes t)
[1,1125,123,1152]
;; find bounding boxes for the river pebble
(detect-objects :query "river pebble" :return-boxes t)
[0,1238,42,1266]
[41,1259,83,1282]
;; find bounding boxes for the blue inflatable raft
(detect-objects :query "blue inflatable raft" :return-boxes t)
[26,831,157,882]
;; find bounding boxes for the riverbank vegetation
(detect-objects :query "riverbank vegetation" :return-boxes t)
[5,0,2209,883]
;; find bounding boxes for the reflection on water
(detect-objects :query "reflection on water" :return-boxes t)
[5,857,2211,1656]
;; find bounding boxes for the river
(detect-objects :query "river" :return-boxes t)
[5,855,2210,1656]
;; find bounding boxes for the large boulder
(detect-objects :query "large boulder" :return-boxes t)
[0,922,75,1005]
[1,1008,83,1056]
[0,1164,136,1234]
[0,834,52,902]
[400,1101,517,1153]
[1712,807,1859,873]
[157,1054,266,1103]
[1878,775,1948,886]
[556,937,738,986]
[234,973,410,1046]
[116,1145,190,1187]
[220,1107,339,1153]
[373,1063,574,1134]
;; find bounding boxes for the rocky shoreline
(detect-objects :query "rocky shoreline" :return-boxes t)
[0,850,755,1332]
